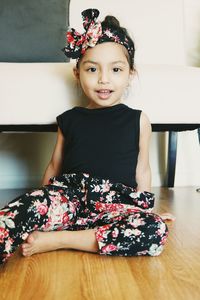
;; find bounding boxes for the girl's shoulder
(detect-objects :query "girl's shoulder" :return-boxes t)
[57,107,77,119]
[139,111,152,136]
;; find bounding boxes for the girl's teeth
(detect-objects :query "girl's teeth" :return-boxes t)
[97,90,112,99]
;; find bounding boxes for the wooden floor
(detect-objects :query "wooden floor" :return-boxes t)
[0,187,200,300]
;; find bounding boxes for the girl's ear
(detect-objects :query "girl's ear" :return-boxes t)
[128,70,135,86]
[129,69,135,79]
[73,67,80,80]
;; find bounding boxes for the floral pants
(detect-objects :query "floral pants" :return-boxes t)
[0,172,168,265]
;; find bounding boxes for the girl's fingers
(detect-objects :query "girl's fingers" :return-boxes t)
[159,212,176,221]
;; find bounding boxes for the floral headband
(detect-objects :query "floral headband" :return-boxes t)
[62,8,135,63]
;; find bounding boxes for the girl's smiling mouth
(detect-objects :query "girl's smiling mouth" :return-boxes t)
[96,89,113,99]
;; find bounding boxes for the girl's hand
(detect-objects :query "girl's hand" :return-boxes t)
[159,212,176,221]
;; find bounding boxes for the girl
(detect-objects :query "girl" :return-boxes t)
[0,8,168,265]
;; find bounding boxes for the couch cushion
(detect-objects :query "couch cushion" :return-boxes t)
[0,62,199,124]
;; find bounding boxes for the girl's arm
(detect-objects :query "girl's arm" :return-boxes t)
[135,112,152,192]
[41,127,65,185]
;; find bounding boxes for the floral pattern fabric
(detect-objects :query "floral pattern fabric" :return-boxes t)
[63,9,135,61]
[0,172,168,264]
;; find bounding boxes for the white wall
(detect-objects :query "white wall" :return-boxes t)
[69,0,186,65]
[184,0,200,66]
[0,0,200,189]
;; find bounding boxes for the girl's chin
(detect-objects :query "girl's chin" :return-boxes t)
[87,100,120,109]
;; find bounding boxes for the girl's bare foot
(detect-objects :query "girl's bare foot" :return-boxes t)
[21,229,98,257]
[21,231,65,257]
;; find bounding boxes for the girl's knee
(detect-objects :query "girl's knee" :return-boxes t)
[146,214,169,256]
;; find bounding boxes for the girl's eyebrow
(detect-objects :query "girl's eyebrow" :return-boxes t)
[112,61,126,65]
[82,60,126,65]
[82,60,98,65]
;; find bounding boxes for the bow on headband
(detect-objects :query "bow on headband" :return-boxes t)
[63,8,135,62]
[63,9,102,59]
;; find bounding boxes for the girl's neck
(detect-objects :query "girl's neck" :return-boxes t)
[86,101,122,110]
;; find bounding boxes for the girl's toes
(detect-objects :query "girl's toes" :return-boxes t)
[22,248,33,257]
[27,233,35,244]
[21,243,32,256]
[22,248,29,256]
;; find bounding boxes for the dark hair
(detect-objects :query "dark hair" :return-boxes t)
[101,15,135,71]
[76,15,135,71]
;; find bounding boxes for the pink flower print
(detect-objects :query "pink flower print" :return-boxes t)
[49,195,57,203]
[83,16,89,28]
[106,191,116,202]
[154,215,163,222]
[142,202,149,209]
[95,230,104,241]
[0,227,9,243]
[102,180,111,193]
[124,229,133,237]
[37,203,48,216]
[156,222,167,236]
[103,224,112,231]
[62,212,70,224]
[92,184,101,193]
[56,226,64,231]
[133,229,141,236]
[160,235,168,245]
[7,212,17,219]
[112,228,119,238]
[76,218,88,225]
[110,190,116,196]
[5,237,14,253]
[104,29,114,38]
[69,202,76,214]
[129,217,145,228]
[101,244,118,253]
[114,35,120,43]
[50,180,64,187]
[60,195,69,203]
[124,228,141,237]
[148,244,164,256]
[30,190,44,197]
[95,202,105,211]
[129,191,140,199]
[67,31,75,44]
[76,35,86,46]
[127,208,141,214]
[96,224,112,241]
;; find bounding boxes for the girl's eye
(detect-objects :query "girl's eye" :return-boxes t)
[87,67,96,72]
[113,67,122,72]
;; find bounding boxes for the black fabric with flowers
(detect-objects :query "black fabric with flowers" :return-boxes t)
[62,8,135,61]
[56,104,141,188]
[0,172,168,264]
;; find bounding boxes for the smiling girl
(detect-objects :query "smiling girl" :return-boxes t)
[0,9,168,265]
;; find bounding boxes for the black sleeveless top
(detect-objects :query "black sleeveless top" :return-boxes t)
[57,103,141,188]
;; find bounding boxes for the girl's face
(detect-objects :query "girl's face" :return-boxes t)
[74,42,134,109]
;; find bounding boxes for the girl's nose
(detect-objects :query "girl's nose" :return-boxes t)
[98,72,110,84]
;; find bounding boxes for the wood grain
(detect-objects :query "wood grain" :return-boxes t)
[1,187,200,300]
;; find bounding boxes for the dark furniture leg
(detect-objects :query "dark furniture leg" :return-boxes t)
[166,131,178,187]
[196,128,200,193]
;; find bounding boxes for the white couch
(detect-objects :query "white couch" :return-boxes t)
[0,62,199,126]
